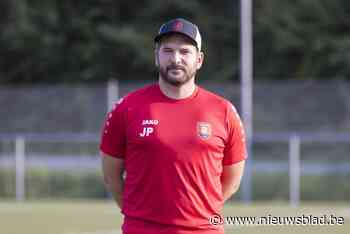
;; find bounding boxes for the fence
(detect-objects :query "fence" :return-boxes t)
[0,132,349,204]
[2,80,350,134]
[1,80,350,203]
[0,133,103,200]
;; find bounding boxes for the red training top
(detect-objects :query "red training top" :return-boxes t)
[100,84,247,234]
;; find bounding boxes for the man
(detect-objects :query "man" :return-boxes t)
[100,18,247,234]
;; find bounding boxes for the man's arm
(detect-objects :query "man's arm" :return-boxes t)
[221,160,245,202]
[101,152,124,208]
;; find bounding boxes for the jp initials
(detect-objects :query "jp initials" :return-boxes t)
[139,127,154,137]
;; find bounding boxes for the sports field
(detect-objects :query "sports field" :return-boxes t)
[0,200,348,234]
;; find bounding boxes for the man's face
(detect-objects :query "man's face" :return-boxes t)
[155,34,204,87]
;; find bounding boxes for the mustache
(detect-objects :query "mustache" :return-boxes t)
[167,65,186,71]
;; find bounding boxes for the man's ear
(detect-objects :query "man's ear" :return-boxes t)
[196,51,204,69]
[154,49,159,67]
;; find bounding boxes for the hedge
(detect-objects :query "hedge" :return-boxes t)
[0,168,107,199]
[1,169,349,200]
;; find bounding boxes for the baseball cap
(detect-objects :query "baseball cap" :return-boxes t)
[154,18,202,51]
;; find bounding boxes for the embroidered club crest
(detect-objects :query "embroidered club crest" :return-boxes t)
[197,122,211,140]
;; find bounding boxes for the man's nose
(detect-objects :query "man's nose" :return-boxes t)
[170,51,181,64]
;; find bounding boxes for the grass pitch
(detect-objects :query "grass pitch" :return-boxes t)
[0,200,349,234]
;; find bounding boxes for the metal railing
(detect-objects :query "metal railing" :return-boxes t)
[1,132,350,204]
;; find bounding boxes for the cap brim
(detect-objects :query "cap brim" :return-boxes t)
[154,32,198,48]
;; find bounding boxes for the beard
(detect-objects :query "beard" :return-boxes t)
[158,64,197,87]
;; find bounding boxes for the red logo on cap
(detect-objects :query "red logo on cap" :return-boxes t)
[173,21,183,31]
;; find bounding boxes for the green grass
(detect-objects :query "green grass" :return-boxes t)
[0,200,349,234]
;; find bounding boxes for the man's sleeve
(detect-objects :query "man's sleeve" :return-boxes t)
[223,101,248,165]
[99,100,126,158]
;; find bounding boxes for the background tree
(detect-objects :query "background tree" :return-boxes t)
[0,0,349,83]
